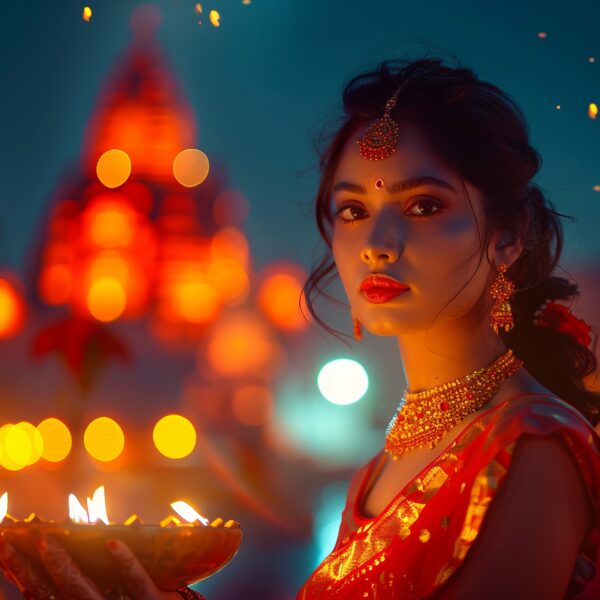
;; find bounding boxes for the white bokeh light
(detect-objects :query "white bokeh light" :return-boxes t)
[317,358,369,405]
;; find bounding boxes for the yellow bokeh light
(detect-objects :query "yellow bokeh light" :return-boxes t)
[84,417,124,462]
[172,149,210,188]
[589,103,598,120]
[209,10,220,27]
[0,422,44,469]
[96,149,132,189]
[174,281,220,323]
[89,253,130,286]
[87,278,127,322]
[0,424,23,471]
[153,415,197,459]
[37,418,72,463]
[83,6,92,21]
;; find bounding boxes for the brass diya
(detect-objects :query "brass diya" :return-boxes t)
[0,491,242,591]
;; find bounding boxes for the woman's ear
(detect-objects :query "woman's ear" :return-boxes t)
[488,229,524,268]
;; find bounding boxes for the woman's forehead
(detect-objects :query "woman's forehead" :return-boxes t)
[334,125,460,190]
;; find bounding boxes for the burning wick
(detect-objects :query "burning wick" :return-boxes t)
[1,488,214,528]
[171,501,209,526]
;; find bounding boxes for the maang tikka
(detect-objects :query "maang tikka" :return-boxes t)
[356,65,428,161]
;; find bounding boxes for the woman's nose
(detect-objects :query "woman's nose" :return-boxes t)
[360,220,403,264]
[360,243,400,264]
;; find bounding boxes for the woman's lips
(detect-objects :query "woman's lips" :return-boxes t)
[361,287,409,303]
[359,274,409,303]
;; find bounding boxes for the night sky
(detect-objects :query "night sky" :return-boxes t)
[1,0,599,276]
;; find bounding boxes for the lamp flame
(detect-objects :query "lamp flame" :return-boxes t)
[69,486,109,524]
[87,486,109,524]
[69,493,89,523]
[170,501,209,525]
[0,492,7,523]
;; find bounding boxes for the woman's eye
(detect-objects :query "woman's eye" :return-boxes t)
[334,205,367,224]
[405,198,443,219]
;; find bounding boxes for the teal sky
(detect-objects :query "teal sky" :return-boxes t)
[0,0,598,275]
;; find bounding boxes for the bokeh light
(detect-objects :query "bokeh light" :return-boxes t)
[0,423,44,469]
[172,149,210,187]
[37,418,72,463]
[257,270,308,331]
[174,281,220,323]
[209,227,249,267]
[207,258,250,305]
[84,417,125,462]
[0,278,25,339]
[0,424,23,471]
[88,205,135,248]
[87,278,127,322]
[153,415,197,459]
[232,385,274,426]
[317,359,369,405]
[206,313,280,376]
[96,149,132,188]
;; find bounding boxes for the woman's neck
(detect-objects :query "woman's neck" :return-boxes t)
[396,317,515,394]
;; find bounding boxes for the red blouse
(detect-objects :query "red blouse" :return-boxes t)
[297,394,600,599]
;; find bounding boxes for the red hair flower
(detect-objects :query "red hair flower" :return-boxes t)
[533,300,592,348]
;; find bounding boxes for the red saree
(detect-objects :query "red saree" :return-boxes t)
[297,394,600,599]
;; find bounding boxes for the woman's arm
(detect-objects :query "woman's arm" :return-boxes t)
[441,433,593,600]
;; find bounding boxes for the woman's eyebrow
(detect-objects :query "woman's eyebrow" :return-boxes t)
[332,176,458,195]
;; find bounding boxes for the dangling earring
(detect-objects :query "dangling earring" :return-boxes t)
[490,262,515,333]
[352,311,363,341]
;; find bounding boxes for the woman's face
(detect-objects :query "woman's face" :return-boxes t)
[331,120,497,336]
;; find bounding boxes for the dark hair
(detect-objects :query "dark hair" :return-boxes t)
[301,56,600,425]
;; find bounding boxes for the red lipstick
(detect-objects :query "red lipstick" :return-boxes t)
[360,274,409,304]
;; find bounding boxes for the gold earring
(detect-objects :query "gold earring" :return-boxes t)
[490,263,515,333]
[352,312,363,341]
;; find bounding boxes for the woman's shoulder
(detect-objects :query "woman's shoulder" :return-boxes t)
[486,392,599,447]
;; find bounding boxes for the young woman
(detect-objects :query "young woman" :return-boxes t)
[297,57,600,599]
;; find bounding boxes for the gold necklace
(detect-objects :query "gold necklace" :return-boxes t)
[384,348,523,458]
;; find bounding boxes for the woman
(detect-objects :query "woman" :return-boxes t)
[297,57,600,599]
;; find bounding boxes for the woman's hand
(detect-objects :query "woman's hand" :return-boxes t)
[0,535,184,599]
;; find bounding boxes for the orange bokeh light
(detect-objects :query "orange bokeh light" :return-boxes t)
[87,203,135,248]
[173,280,220,324]
[172,149,210,188]
[206,313,279,376]
[210,227,249,267]
[87,278,127,322]
[257,271,309,331]
[37,418,72,463]
[96,149,132,189]
[0,278,25,339]
[206,258,250,305]
[232,385,274,426]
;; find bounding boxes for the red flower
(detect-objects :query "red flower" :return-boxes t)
[534,301,592,348]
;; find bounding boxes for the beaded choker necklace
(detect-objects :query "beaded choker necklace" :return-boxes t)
[384,348,523,459]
